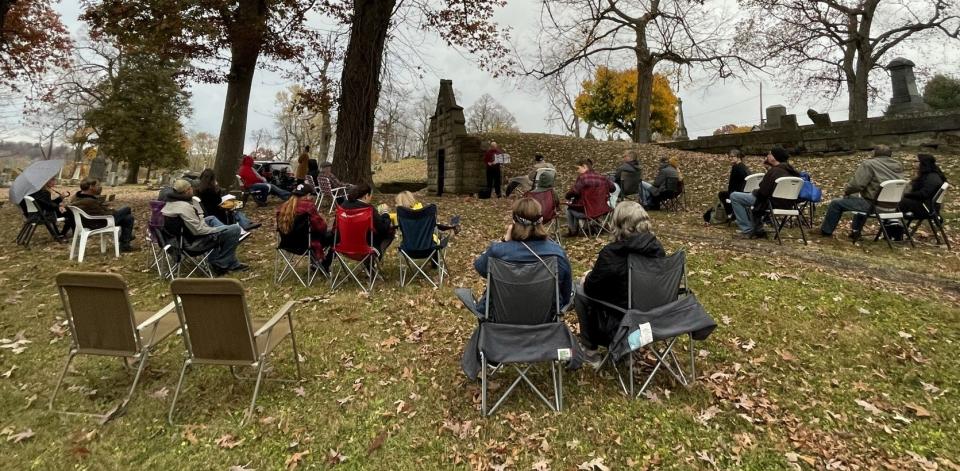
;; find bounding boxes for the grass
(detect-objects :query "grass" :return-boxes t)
[0,146,958,470]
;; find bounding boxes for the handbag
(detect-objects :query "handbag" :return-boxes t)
[798,172,822,202]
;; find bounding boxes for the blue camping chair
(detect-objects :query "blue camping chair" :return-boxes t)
[396,204,450,288]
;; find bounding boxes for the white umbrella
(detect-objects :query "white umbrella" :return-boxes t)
[9,160,65,204]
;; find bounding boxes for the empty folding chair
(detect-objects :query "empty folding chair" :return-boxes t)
[162,215,215,278]
[67,205,121,262]
[528,189,562,245]
[17,195,64,248]
[275,213,326,287]
[330,206,381,293]
[579,184,614,239]
[456,258,579,416]
[761,177,807,245]
[50,272,180,419]
[852,179,915,249]
[397,204,450,288]
[906,182,950,249]
[145,200,173,279]
[168,278,302,425]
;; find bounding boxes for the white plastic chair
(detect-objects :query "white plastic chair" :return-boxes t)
[742,173,764,194]
[853,179,914,249]
[767,177,806,245]
[67,205,121,262]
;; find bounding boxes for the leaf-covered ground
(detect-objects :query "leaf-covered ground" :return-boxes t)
[0,138,958,470]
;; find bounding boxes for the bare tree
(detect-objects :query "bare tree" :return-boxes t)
[529,0,755,143]
[543,68,590,137]
[466,93,519,134]
[188,131,218,171]
[740,0,960,121]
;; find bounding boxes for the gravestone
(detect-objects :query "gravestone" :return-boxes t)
[780,114,799,130]
[886,58,930,115]
[89,155,108,181]
[765,105,787,129]
[807,109,832,128]
[674,98,689,140]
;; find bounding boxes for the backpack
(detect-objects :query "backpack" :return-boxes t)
[798,172,823,202]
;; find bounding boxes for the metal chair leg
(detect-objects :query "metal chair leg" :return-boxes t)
[243,360,267,426]
[48,350,77,411]
[288,316,303,380]
[167,359,191,425]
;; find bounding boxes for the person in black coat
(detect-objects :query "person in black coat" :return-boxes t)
[195,169,260,230]
[901,154,947,220]
[718,149,749,217]
[23,177,72,241]
[575,201,665,363]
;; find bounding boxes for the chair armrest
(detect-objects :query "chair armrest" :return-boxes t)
[137,302,177,330]
[454,287,484,320]
[254,301,296,337]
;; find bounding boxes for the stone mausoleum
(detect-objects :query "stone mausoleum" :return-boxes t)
[426,80,485,196]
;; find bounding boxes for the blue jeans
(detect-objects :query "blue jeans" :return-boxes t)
[207,224,243,270]
[206,211,253,230]
[640,181,655,206]
[248,183,291,203]
[204,215,224,228]
[730,191,756,233]
[820,197,871,235]
[566,207,586,231]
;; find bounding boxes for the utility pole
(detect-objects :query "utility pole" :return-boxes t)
[759,82,764,127]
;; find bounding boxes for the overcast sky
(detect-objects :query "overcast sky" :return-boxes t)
[4,1,924,149]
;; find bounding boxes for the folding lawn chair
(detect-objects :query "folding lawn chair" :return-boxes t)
[397,204,450,288]
[316,175,348,213]
[906,182,950,249]
[760,177,807,245]
[50,272,180,420]
[330,206,381,293]
[659,178,686,212]
[275,213,327,287]
[168,278,302,425]
[162,215,215,278]
[67,205,121,263]
[456,257,579,416]
[146,200,173,279]
[17,195,64,248]
[852,179,915,249]
[579,184,614,239]
[528,189,562,245]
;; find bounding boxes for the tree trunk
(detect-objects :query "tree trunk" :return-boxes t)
[212,1,267,189]
[145,166,153,182]
[125,161,140,184]
[332,0,396,186]
[633,61,654,143]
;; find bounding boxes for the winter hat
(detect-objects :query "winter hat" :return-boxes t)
[292,182,315,196]
[770,146,790,163]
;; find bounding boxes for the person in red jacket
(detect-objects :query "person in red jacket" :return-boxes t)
[483,141,503,198]
[276,182,329,265]
[238,155,291,205]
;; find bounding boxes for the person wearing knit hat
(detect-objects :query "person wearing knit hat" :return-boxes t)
[161,178,248,275]
[728,145,802,238]
[818,145,905,240]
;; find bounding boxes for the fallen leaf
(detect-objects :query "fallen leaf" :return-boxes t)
[148,387,169,400]
[216,433,244,449]
[905,403,932,418]
[286,450,311,470]
[577,457,610,471]
[697,405,721,424]
[367,430,387,455]
[7,428,34,443]
[855,399,883,416]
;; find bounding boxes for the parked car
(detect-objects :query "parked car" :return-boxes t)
[253,161,296,191]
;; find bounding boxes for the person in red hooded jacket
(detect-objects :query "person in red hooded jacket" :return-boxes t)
[238,155,291,205]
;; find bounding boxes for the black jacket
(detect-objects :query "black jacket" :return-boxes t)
[727,162,749,194]
[197,186,228,223]
[904,172,945,203]
[583,233,666,309]
[754,162,800,211]
[615,160,641,195]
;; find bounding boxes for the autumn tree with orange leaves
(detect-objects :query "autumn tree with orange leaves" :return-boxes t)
[0,0,71,91]
[575,67,677,141]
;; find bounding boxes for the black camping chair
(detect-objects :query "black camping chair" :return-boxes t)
[275,213,327,287]
[906,182,950,249]
[456,257,578,416]
[397,205,450,288]
[162,216,215,278]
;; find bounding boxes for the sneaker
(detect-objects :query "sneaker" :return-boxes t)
[817,229,833,237]
[750,230,768,239]
[239,230,251,242]
[244,222,262,231]
[211,265,229,277]
[229,263,250,272]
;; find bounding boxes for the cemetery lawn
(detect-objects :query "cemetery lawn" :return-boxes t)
[0,147,958,469]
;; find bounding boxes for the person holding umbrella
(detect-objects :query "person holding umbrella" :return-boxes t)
[24,177,73,241]
[9,159,69,243]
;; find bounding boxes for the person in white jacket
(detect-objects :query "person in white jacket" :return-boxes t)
[161,179,248,275]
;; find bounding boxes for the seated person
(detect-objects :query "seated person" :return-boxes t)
[238,155,291,205]
[505,153,555,196]
[161,179,247,275]
[718,149,749,218]
[23,177,72,241]
[276,182,329,266]
[337,183,395,256]
[564,159,615,236]
[819,145,904,240]
[575,201,664,364]
[316,162,349,196]
[614,150,642,198]
[389,191,461,235]
[900,153,947,221]
[473,197,572,315]
[641,157,681,209]
[729,145,800,238]
[196,168,260,230]
[70,177,138,252]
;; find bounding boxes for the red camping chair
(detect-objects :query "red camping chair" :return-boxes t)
[580,184,614,239]
[528,189,562,245]
[331,206,381,293]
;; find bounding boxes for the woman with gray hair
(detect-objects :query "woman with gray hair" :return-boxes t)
[575,201,665,364]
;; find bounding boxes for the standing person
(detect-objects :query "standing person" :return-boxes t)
[901,154,948,220]
[575,201,664,365]
[70,178,138,252]
[505,153,555,197]
[276,182,329,266]
[483,141,503,198]
[24,177,72,241]
[818,145,904,240]
[614,150,642,199]
[338,183,395,256]
[195,168,260,230]
[238,155,291,205]
[295,145,310,183]
[729,145,801,238]
[564,159,615,236]
[718,149,750,217]
[161,179,247,275]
